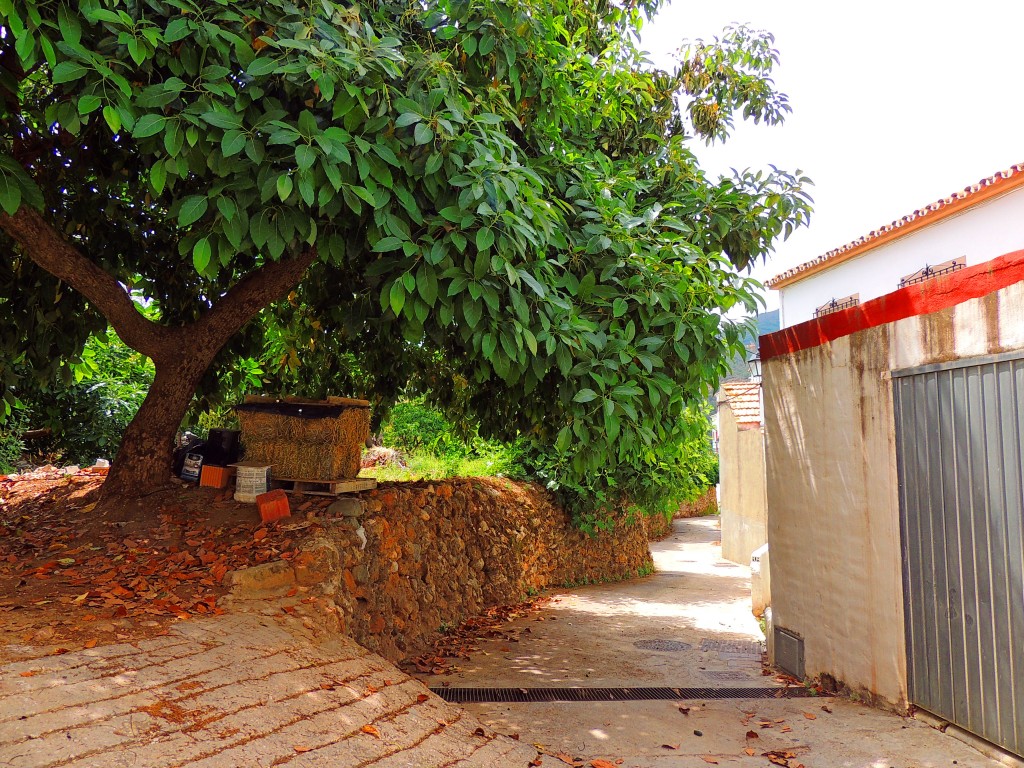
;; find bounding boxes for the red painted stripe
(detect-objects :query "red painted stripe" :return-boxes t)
[759,249,1024,360]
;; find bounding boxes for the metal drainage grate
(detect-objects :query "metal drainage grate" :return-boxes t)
[633,640,692,652]
[699,639,765,656]
[431,686,812,703]
[701,670,753,681]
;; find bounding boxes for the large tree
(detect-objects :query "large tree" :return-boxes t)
[0,0,810,511]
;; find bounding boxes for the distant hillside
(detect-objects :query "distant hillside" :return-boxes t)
[723,310,779,380]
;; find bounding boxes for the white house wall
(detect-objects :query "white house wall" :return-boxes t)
[777,188,1024,327]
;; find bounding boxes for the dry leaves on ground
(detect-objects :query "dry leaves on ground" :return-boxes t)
[405,596,551,674]
[0,467,334,650]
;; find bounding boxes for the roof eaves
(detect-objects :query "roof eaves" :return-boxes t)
[767,163,1024,289]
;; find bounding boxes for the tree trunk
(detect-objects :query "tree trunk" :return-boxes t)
[1,207,317,512]
[98,355,209,503]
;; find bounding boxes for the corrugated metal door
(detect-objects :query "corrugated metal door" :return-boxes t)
[893,353,1024,757]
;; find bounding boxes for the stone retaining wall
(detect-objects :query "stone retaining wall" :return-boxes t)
[228,477,652,664]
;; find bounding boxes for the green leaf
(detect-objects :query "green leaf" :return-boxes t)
[389,280,406,316]
[396,112,421,128]
[573,388,598,403]
[164,17,191,43]
[296,145,317,171]
[476,228,495,252]
[51,60,89,84]
[132,114,165,138]
[77,94,101,115]
[277,174,293,202]
[201,111,241,130]
[246,56,279,77]
[177,195,208,227]
[413,123,434,145]
[416,267,438,306]
[150,160,166,195]
[425,153,444,175]
[0,173,22,216]
[372,236,404,252]
[192,237,212,273]
[222,130,247,157]
[102,105,121,133]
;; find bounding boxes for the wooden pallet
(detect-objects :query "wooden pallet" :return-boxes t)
[272,476,377,496]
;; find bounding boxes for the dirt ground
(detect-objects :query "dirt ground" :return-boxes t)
[0,467,335,661]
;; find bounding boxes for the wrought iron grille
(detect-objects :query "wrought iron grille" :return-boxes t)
[898,257,965,288]
[813,294,859,318]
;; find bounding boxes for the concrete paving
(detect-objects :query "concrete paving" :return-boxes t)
[0,613,536,767]
[440,517,1005,767]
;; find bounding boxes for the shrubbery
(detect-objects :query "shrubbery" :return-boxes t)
[14,332,153,466]
[375,398,527,481]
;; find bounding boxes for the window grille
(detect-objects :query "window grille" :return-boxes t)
[814,293,859,318]
[899,257,965,288]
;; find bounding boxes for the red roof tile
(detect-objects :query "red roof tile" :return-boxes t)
[767,163,1024,288]
[720,380,761,426]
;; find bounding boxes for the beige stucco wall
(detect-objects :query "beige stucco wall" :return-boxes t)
[718,403,768,566]
[764,278,1024,710]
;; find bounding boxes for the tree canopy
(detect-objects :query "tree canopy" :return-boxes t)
[0,0,811,515]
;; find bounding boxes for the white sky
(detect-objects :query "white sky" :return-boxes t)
[641,1,1024,310]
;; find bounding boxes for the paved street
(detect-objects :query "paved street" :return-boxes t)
[0,613,534,767]
[446,517,1008,768]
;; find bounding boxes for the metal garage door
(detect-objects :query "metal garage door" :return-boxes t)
[893,352,1024,757]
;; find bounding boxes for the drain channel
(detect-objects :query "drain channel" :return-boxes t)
[431,686,812,703]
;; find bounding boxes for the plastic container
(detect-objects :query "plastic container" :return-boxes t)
[181,452,203,483]
[232,463,271,503]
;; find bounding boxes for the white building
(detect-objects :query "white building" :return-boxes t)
[768,164,1024,327]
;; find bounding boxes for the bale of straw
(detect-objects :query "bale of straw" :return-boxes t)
[237,398,370,480]
[235,409,281,442]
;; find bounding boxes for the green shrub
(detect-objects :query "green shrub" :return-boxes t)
[369,399,527,481]
[379,398,468,459]
[17,332,153,465]
[0,409,27,473]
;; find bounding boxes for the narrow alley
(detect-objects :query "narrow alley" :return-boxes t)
[438,517,1007,768]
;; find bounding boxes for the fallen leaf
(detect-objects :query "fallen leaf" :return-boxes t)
[253,529,267,541]
[780,726,793,733]
[589,761,616,768]
[661,744,680,750]
[744,748,756,757]
[360,724,380,738]
[699,757,719,765]
[820,705,832,714]
[473,727,486,737]
[83,639,98,649]
[555,754,575,765]
[19,671,38,677]
[293,745,313,753]
[678,705,690,715]
[802,711,817,720]
[745,730,759,739]
[416,693,429,703]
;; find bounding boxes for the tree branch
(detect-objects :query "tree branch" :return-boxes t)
[0,206,169,358]
[198,247,317,344]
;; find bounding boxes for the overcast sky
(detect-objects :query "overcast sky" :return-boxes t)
[641,1,1024,310]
